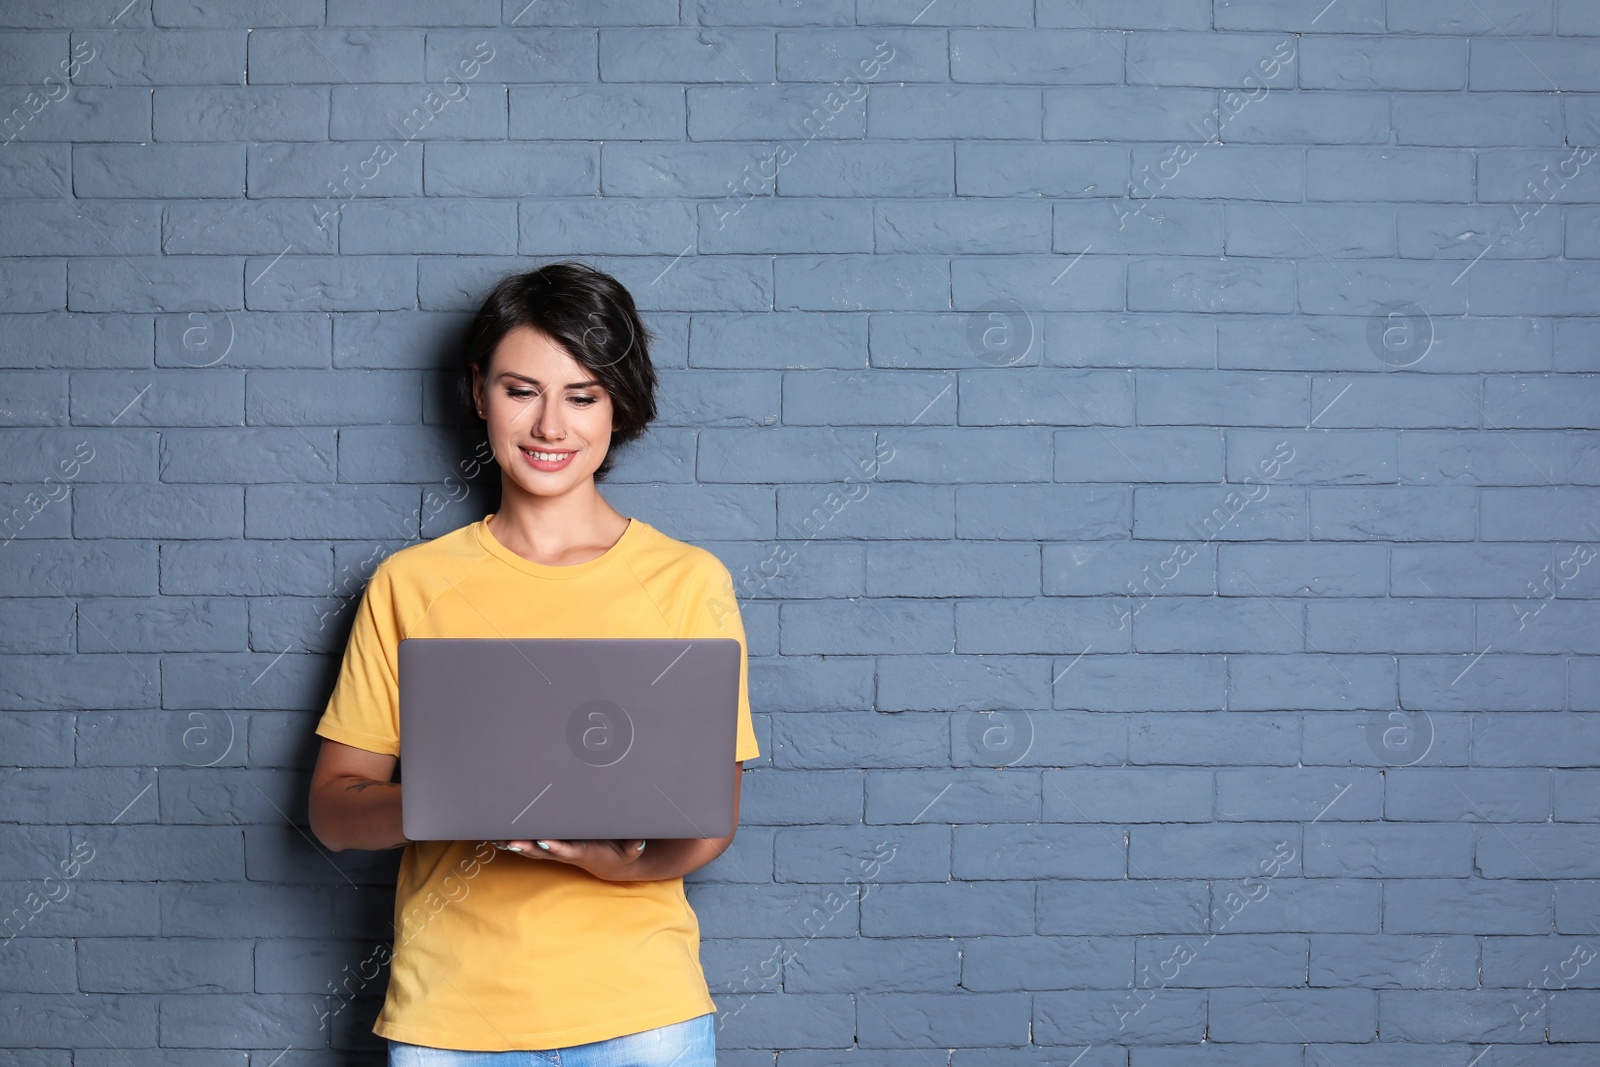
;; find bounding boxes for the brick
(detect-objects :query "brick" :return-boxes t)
[775,254,948,311]
[870,85,1043,139]
[69,257,242,313]
[1129,256,1297,313]
[1126,713,1299,764]
[511,85,683,139]
[1400,656,1566,713]
[427,141,594,196]
[954,253,1124,313]
[1044,86,1214,140]
[73,484,243,540]
[1058,199,1223,257]
[331,84,507,140]
[163,201,337,257]
[0,994,157,1049]
[957,597,1129,654]
[160,428,336,483]
[1216,767,1383,821]
[1046,312,1216,369]
[601,27,771,82]
[154,86,328,141]
[247,28,421,83]
[955,143,1126,198]
[948,30,1121,84]
[778,368,945,426]
[0,201,160,258]
[157,993,328,1047]
[1401,431,1575,486]
[695,0,854,25]
[72,29,243,84]
[705,198,874,253]
[246,141,422,200]
[1208,988,1375,1042]
[781,142,953,197]
[869,541,1038,597]
[244,485,420,540]
[72,369,242,426]
[774,824,944,883]
[1124,31,1300,88]
[1309,486,1477,540]
[428,27,591,79]
[1036,987,1205,1044]
[4,85,151,143]
[1473,37,1600,91]
[77,710,248,768]
[1037,879,1209,935]
[1306,599,1475,654]
[782,936,959,993]
[1134,484,1306,542]
[1481,487,1600,539]
[1301,37,1468,90]
[519,198,695,256]
[777,28,946,82]
[154,0,321,24]
[0,260,62,312]
[1472,263,1600,317]
[961,368,1133,426]
[1046,652,1227,712]
[1218,543,1388,597]
[691,84,864,140]
[1311,933,1478,988]
[876,653,1050,712]
[1224,90,1390,144]
[1054,428,1223,482]
[768,710,946,770]
[74,144,244,198]
[1043,768,1212,823]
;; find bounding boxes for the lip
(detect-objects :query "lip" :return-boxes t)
[520,446,576,472]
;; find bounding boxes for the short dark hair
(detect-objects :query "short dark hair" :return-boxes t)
[457,261,658,482]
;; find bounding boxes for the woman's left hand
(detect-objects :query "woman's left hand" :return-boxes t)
[491,838,647,880]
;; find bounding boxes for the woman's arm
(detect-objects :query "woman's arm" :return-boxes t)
[308,738,408,852]
[616,759,747,881]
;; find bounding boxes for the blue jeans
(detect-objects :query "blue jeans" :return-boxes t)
[387,1013,715,1067]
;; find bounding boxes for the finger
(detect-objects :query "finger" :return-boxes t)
[496,839,552,855]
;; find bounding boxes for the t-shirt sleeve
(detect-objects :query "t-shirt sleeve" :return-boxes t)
[685,557,761,763]
[315,560,403,757]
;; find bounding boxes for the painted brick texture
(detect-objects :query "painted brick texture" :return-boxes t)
[1,1,1597,1064]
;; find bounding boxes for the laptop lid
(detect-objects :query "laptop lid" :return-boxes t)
[397,637,742,841]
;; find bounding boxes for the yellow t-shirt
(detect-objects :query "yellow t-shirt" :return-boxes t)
[313,512,760,1051]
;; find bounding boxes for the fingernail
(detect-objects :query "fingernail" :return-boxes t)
[535,841,550,850]
[635,841,646,851]
[507,845,522,852]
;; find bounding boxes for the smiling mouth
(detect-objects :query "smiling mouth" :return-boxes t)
[521,448,575,461]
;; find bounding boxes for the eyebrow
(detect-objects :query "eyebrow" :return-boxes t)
[496,372,603,389]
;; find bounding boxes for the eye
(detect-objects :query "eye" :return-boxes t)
[504,388,534,399]
[571,395,599,406]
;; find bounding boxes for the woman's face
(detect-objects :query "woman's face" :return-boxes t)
[474,326,614,498]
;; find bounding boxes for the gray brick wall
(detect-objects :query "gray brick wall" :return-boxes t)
[1,1,1598,1063]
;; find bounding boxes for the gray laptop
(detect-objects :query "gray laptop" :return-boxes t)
[397,637,742,841]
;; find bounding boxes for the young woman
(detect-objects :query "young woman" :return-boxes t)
[308,261,760,1065]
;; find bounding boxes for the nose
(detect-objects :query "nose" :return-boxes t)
[533,392,567,442]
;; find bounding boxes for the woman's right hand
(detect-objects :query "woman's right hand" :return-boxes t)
[490,837,648,880]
